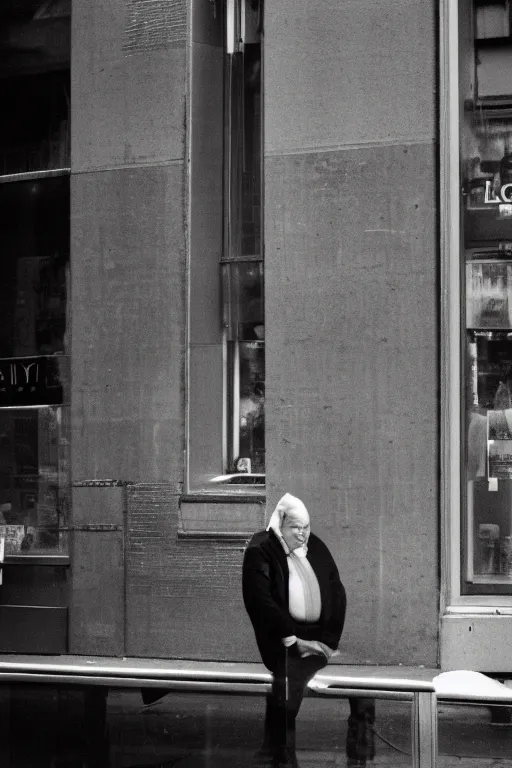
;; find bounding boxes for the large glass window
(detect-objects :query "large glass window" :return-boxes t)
[219,0,264,485]
[461,0,512,591]
[0,177,70,555]
[187,0,264,492]
[0,1,70,554]
[0,3,70,176]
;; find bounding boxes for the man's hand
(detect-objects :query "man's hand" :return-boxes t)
[296,638,328,659]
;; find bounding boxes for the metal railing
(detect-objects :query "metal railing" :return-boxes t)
[0,657,510,767]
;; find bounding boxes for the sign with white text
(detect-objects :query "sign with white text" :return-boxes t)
[0,356,69,407]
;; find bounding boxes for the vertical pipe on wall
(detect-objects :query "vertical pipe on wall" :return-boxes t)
[439,0,462,612]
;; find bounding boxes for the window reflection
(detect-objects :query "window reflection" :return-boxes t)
[222,261,265,475]
[0,176,70,555]
[238,341,265,473]
[461,0,512,591]
[220,0,264,485]
[0,0,70,176]
[0,406,69,554]
[0,177,70,358]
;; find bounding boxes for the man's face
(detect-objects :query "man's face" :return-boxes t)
[281,508,310,551]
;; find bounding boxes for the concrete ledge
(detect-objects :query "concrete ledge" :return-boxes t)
[441,613,512,671]
[178,498,265,537]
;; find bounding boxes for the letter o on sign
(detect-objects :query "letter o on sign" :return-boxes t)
[502,184,512,203]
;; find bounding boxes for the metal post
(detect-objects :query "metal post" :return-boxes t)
[412,692,437,768]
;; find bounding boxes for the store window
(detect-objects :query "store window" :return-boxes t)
[187,0,264,492]
[0,1,70,555]
[460,0,512,592]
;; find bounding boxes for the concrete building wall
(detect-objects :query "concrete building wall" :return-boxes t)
[69,0,189,654]
[264,0,440,665]
[69,0,440,664]
[69,0,259,659]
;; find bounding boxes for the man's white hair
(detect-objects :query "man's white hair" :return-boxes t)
[266,493,309,534]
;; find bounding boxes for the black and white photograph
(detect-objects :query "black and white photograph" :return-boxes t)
[0,0,512,766]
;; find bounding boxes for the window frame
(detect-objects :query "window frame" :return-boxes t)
[441,0,512,607]
[185,0,265,495]
[0,170,71,557]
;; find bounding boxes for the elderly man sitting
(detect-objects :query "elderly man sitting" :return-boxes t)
[242,493,347,768]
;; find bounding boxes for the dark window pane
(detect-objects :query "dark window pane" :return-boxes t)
[0,176,70,358]
[0,71,70,175]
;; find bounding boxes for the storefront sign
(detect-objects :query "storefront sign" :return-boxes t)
[484,180,512,204]
[0,356,68,407]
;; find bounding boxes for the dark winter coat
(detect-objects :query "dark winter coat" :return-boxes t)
[242,528,346,670]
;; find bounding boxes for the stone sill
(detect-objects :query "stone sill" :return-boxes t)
[177,495,265,540]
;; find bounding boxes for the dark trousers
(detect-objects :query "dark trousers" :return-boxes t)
[263,649,376,765]
[263,649,327,757]
[347,697,376,763]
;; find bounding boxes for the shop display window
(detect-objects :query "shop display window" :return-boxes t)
[461,0,512,590]
[0,176,70,555]
[0,406,69,555]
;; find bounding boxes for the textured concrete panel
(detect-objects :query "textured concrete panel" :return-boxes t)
[265,0,436,152]
[69,532,124,655]
[70,485,125,526]
[126,485,258,659]
[179,499,265,534]
[71,165,185,483]
[68,485,126,655]
[72,0,186,171]
[123,0,186,52]
[441,615,512,671]
[265,143,438,665]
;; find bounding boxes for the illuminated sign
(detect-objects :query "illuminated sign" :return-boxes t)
[0,356,69,407]
[484,180,512,204]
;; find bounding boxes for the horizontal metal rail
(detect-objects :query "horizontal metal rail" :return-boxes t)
[3,660,512,768]
[308,685,414,701]
[0,673,272,694]
[0,659,438,768]
[0,673,417,701]
[0,663,271,685]
[314,675,435,693]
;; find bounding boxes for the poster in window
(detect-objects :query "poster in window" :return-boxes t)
[0,525,25,554]
[488,439,512,479]
[466,261,512,328]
